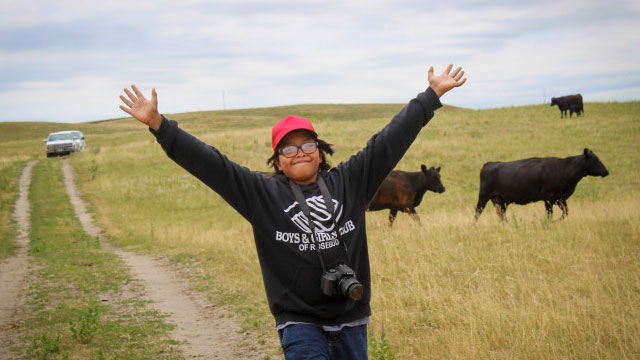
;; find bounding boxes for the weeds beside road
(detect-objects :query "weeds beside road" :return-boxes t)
[0,161,25,260]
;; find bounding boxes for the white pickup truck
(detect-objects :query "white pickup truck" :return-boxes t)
[44,130,85,157]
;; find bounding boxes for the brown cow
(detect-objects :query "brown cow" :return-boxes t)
[368,165,445,227]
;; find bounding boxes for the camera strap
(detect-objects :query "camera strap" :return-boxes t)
[288,175,349,272]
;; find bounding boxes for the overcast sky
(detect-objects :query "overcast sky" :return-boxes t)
[1,0,638,123]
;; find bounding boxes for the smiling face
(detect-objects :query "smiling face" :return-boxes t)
[273,130,320,185]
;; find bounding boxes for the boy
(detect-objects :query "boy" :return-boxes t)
[119,64,466,359]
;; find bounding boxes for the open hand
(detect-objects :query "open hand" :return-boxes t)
[119,85,162,130]
[428,64,467,98]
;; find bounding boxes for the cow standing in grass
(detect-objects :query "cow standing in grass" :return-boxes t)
[368,165,445,227]
[551,94,583,118]
[474,149,609,222]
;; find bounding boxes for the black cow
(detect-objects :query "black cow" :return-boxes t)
[569,103,583,118]
[474,149,608,222]
[368,165,445,227]
[551,94,583,118]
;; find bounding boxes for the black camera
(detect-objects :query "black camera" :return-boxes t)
[320,264,364,300]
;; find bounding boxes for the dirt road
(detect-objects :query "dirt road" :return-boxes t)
[61,158,271,359]
[0,161,37,360]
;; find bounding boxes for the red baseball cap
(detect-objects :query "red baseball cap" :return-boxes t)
[271,115,317,152]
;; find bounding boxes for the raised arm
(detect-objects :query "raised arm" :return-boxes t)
[117,84,261,222]
[119,85,163,131]
[339,64,466,202]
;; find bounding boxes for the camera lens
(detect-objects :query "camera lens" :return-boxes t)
[340,277,364,300]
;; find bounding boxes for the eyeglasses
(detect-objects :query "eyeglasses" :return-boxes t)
[278,141,318,158]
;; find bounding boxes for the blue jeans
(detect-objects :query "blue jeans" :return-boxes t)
[278,323,368,360]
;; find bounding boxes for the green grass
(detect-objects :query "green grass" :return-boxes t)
[16,158,182,359]
[3,100,639,359]
[0,160,25,259]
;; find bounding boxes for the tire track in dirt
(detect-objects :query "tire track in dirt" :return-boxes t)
[0,160,37,360]
[60,158,270,359]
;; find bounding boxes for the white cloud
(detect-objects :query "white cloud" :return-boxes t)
[0,0,156,28]
[0,76,127,122]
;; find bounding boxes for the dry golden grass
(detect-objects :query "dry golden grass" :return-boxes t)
[366,196,639,359]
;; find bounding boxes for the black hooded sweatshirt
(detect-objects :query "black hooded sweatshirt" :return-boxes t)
[151,87,442,327]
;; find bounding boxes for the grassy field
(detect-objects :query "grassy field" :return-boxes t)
[2,100,639,359]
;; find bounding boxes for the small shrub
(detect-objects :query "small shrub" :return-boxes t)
[69,303,100,344]
[368,324,395,360]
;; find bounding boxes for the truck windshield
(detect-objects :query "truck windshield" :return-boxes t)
[48,133,73,141]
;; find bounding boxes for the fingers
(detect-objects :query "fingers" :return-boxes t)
[437,64,465,79]
[124,88,137,103]
[427,64,467,97]
[151,88,157,104]
[119,94,133,108]
[427,66,434,82]
[442,65,466,84]
[119,105,133,116]
[455,77,467,87]
[132,84,145,99]
[451,66,462,79]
